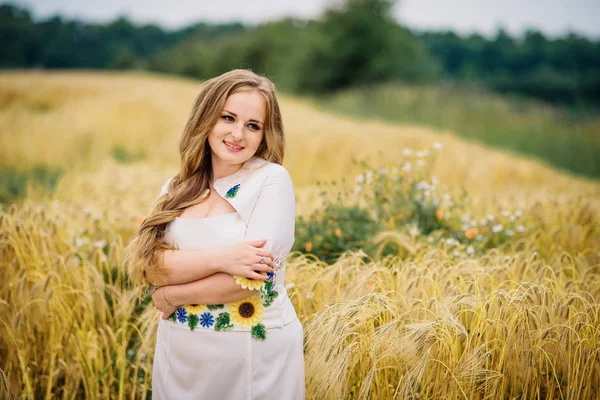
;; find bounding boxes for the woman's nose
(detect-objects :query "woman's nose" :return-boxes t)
[231,124,244,140]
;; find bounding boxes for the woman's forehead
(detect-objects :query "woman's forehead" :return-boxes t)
[223,90,266,120]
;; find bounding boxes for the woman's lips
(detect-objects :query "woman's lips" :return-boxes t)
[223,140,244,152]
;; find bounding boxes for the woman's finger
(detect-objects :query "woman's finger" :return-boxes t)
[252,264,273,273]
[251,272,269,281]
[256,249,273,259]
[256,255,274,267]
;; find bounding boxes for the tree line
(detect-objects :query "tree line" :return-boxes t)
[1,1,598,105]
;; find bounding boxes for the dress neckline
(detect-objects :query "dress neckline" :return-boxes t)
[175,212,238,222]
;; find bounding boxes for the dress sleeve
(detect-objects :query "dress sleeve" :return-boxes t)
[241,166,296,285]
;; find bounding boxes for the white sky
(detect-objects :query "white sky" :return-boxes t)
[8,0,600,38]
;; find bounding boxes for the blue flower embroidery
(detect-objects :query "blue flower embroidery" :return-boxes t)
[199,312,215,328]
[225,184,240,199]
[176,307,188,323]
[267,271,275,279]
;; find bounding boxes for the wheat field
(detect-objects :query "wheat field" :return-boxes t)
[0,71,599,399]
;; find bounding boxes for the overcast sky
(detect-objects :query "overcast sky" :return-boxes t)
[9,0,600,38]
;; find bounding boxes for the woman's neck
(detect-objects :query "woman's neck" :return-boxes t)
[211,156,245,181]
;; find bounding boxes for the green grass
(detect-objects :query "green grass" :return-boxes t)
[316,82,600,179]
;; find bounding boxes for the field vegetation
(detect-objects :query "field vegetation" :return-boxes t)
[0,72,599,399]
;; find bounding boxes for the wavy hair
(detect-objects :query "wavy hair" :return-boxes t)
[125,69,285,286]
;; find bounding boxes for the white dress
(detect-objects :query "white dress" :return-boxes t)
[152,157,306,400]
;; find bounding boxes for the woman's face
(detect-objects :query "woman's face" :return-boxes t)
[207,89,266,166]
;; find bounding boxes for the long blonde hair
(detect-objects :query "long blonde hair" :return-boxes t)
[125,69,285,286]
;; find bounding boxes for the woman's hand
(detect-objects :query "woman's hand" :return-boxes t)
[217,239,275,280]
[152,286,178,320]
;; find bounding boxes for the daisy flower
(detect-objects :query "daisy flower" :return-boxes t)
[199,312,215,328]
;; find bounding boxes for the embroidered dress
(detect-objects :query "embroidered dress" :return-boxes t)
[152,157,305,400]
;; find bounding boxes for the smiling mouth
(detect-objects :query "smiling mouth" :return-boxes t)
[224,141,244,150]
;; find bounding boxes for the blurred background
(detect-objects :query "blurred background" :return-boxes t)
[1,1,599,399]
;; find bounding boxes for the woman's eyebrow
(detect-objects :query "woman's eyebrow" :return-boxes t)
[223,109,264,126]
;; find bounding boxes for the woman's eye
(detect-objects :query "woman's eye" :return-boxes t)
[222,115,234,122]
[248,123,260,131]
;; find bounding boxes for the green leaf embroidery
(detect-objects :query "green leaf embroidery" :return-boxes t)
[225,184,240,198]
[214,312,234,331]
[207,304,224,310]
[188,314,199,331]
[251,323,267,340]
[167,312,177,323]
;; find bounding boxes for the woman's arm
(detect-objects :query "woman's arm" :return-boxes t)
[162,272,256,306]
[145,248,220,286]
[146,240,275,286]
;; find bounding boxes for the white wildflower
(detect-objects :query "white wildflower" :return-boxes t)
[416,160,425,167]
[431,176,440,185]
[479,219,487,226]
[353,185,362,194]
[476,235,484,241]
[416,181,430,190]
[366,170,374,184]
[446,238,457,246]
[453,251,461,257]
[516,225,526,232]
[506,229,514,237]
[466,246,475,256]
[427,237,434,244]
[432,142,443,150]
[486,214,495,221]
[379,168,388,175]
[492,224,504,233]
[75,237,88,247]
[514,209,523,218]
[355,174,364,185]
[94,240,107,249]
[501,210,510,217]
[402,148,412,156]
[100,254,108,263]
[460,213,471,223]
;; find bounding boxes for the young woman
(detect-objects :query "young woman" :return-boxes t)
[126,69,305,399]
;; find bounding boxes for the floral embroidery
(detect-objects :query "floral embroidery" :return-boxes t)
[234,274,267,290]
[188,314,199,331]
[185,304,204,314]
[229,298,264,328]
[225,184,240,198]
[214,312,234,331]
[199,312,215,328]
[207,304,224,310]
[260,279,279,307]
[176,307,188,323]
[167,311,177,323]
[251,323,266,341]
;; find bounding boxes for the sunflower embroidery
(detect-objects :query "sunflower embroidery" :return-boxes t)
[229,297,265,328]
[234,274,268,291]
[185,304,205,315]
[199,312,215,328]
